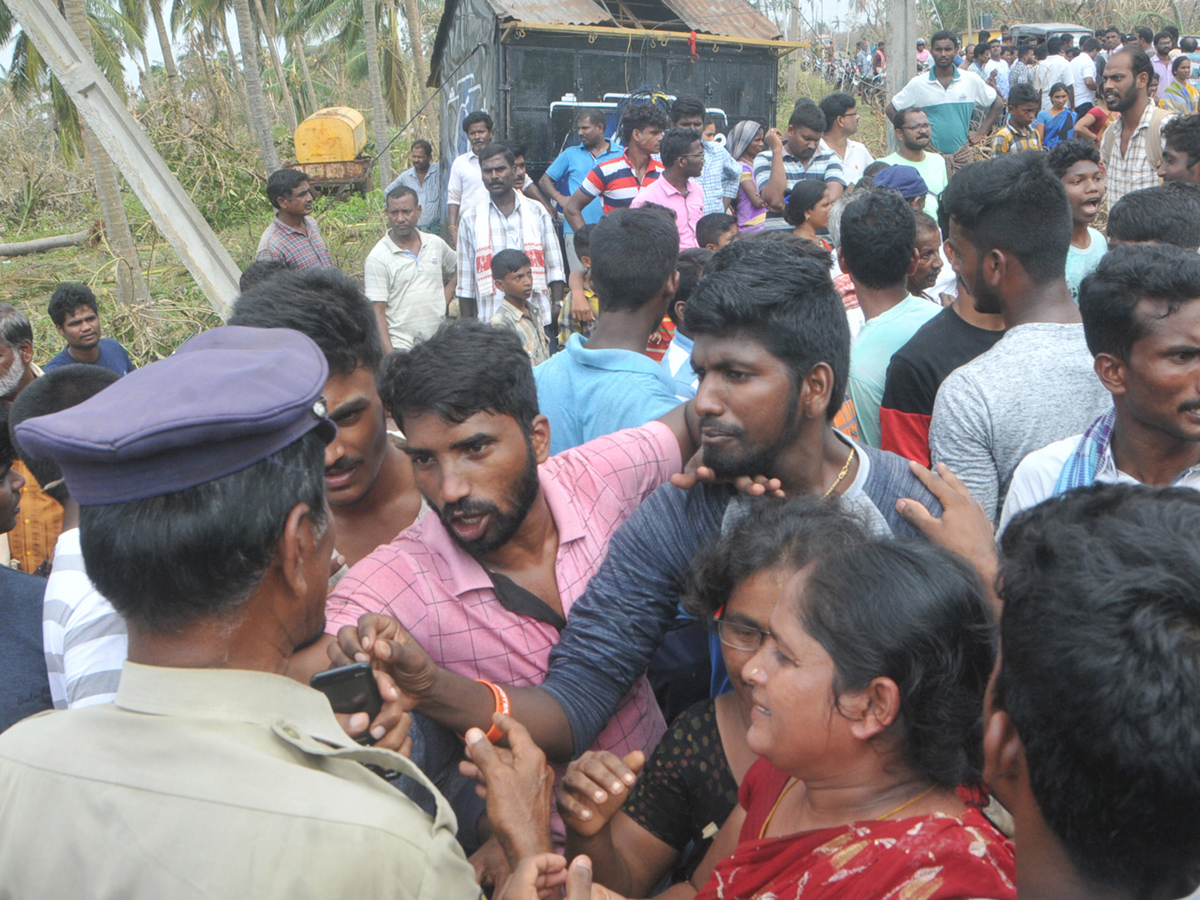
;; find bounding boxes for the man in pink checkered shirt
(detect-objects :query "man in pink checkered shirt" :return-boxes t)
[325,320,703,852]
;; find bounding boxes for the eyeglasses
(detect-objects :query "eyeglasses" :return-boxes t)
[714,613,771,652]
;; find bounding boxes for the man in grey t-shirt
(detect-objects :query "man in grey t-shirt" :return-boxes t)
[930,153,1111,521]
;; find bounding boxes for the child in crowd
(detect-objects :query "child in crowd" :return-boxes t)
[1036,83,1076,149]
[489,249,551,365]
[559,225,599,345]
[695,213,738,250]
[1047,140,1107,301]
[993,83,1043,153]
[660,247,714,400]
[1149,73,1168,108]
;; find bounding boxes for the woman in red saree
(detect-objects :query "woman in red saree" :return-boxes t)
[557,531,1015,900]
[689,538,1014,900]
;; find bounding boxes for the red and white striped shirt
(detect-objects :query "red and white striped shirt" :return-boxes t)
[579,153,664,213]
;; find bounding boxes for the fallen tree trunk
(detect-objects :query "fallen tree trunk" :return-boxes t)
[0,229,90,257]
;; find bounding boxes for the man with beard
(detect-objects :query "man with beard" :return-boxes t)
[928,153,1111,522]
[886,31,1003,156]
[878,108,950,222]
[999,245,1200,532]
[228,268,426,581]
[0,304,36,405]
[1099,48,1175,206]
[753,99,846,230]
[881,216,1004,467]
[324,320,704,849]
[327,244,940,767]
[384,139,445,235]
[456,144,565,327]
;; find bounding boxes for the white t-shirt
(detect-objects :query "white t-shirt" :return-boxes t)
[1037,55,1073,110]
[820,138,875,186]
[446,152,536,217]
[363,231,456,350]
[1071,53,1098,106]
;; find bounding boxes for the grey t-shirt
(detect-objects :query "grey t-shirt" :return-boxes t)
[929,322,1111,522]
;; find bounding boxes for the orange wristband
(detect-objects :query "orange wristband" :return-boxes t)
[476,679,511,743]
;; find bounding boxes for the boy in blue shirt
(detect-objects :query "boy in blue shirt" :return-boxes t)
[534,206,681,455]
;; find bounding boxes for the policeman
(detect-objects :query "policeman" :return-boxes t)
[0,327,481,898]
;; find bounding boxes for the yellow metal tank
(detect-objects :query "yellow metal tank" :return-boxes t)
[294,107,367,164]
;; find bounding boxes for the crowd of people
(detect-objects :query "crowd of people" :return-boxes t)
[1,24,1200,900]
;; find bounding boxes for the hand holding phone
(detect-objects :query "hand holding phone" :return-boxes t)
[311,662,384,745]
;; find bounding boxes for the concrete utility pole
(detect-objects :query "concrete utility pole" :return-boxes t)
[7,0,241,318]
[886,0,919,151]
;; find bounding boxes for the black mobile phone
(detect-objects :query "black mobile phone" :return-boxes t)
[310,662,384,745]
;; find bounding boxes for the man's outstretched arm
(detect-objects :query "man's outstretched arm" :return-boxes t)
[330,614,579,761]
[333,482,728,762]
[540,483,728,757]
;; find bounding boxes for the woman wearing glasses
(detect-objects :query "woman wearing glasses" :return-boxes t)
[555,498,865,895]
[555,496,1016,900]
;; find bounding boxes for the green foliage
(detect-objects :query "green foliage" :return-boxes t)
[6,0,139,161]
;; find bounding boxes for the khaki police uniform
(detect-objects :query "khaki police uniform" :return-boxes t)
[0,662,482,899]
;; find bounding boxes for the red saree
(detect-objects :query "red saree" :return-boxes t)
[696,759,1016,900]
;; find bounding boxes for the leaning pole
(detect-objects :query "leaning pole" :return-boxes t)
[8,0,241,319]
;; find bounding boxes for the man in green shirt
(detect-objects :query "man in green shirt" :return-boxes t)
[879,108,950,223]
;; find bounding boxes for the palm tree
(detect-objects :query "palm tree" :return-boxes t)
[232,0,281,171]
[362,0,392,186]
[54,0,152,306]
[290,36,318,114]
[145,0,185,103]
[250,0,299,134]
[174,0,255,133]
[401,0,431,130]
[292,0,409,181]
[114,0,157,103]
[277,0,319,116]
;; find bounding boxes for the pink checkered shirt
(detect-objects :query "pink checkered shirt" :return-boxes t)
[255,214,334,269]
[326,423,680,841]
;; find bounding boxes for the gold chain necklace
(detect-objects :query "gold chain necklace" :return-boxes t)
[823,446,857,499]
[876,784,938,821]
[758,779,938,839]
